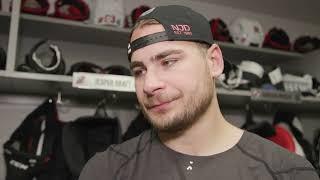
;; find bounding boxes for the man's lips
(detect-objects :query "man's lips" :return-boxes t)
[150,102,170,109]
[146,99,175,111]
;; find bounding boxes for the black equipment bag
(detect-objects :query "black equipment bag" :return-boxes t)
[3,98,69,180]
[123,111,151,141]
[62,116,122,180]
[0,46,6,70]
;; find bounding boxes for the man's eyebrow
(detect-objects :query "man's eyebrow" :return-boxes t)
[154,49,184,61]
[130,49,184,70]
[130,61,145,70]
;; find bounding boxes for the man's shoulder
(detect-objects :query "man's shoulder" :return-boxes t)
[79,130,154,180]
[102,129,154,159]
[239,131,316,174]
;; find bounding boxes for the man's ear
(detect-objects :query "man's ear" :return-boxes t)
[206,44,224,78]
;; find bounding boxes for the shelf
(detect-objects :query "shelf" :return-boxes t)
[298,96,320,112]
[20,14,130,47]
[0,71,319,113]
[301,96,320,103]
[1,71,71,95]
[217,41,303,63]
[217,87,320,113]
[6,71,72,82]
[0,71,135,102]
[17,14,305,63]
[0,11,11,34]
[0,11,10,18]
[1,12,317,112]
[217,88,251,108]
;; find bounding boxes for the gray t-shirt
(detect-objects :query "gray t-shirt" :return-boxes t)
[79,130,319,180]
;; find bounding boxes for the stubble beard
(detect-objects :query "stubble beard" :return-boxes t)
[140,71,214,134]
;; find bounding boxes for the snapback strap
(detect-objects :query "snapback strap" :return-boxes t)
[128,31,169,60]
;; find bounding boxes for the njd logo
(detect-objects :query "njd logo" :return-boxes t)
[170,24,192,35]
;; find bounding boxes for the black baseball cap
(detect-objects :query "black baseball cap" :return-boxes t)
[127,5,214,60]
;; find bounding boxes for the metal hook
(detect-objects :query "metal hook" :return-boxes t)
[111,93,117,104]
[55,91,71,114]
[57,91,62,104]
[262,102,273,114]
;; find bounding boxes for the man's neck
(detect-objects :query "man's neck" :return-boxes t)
[158,98,244,156]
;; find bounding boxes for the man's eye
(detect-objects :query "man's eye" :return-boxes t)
[132,69,145,77]
[161,59,177,67]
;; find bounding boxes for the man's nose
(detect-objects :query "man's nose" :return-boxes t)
[143,70,165,96]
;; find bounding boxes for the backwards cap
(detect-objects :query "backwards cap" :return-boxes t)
[127,5,214,60]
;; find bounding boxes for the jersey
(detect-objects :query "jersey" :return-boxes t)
[79,129,319,180]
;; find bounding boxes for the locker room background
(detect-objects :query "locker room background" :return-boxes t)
[0,0,320,179]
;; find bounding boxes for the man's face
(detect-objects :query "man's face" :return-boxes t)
[130,24,214,133]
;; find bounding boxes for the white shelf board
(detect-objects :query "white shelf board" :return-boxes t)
[6,71,72,82]
[301,96,320,103]
[0,71,319,112]
[0,71,135,102]
[1,71,72,95]
[217,88,251,108]
[217,87,320,113]
[0,11,10,16]
[0,70,7,75]
[217,41,303,63]
[217,88,251,96]
[299,96,320,113]
[19,14,130,47]
[17,14,305,63]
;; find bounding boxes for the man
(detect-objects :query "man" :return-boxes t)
[79,5,319,180]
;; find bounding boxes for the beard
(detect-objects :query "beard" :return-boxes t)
[140,69,214,134]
